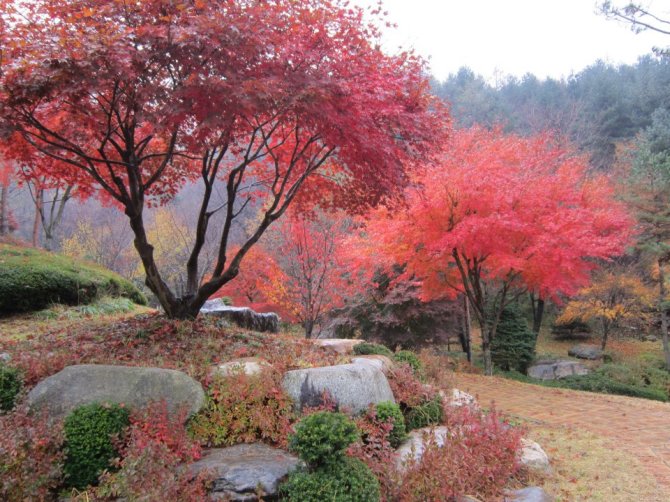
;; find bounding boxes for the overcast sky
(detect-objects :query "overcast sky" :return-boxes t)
[353,0,670,82]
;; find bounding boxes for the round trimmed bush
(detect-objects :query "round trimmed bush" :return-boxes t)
[289,412,360,466]
[375,401,406,447]
[405,394,444,431]
[393,350,423,375]
[63,403,131,489]
[353,342,393,358]
[281,456,380,502]
[0,364,22,412]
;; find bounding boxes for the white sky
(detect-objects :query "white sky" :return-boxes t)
[353,0,670,82]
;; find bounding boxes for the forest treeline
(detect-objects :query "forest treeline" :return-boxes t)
[432,55,670,170]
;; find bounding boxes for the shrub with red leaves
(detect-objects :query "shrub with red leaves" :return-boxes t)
[387,364,433,409]
[189,369,295,448]
[398,407,523,501]
[0,407,64,501]
[95,401,210,501]
[349,408,401,501]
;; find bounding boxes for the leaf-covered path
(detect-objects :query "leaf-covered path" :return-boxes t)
[454,373,670,492]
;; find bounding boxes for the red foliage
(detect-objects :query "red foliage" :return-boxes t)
[0,0,449,317]
[349,409,400,502]
[386,364,434,408]
[353,126,634,373]
[261,211,354,334]
[128,401,202,463]
[188,370,295,448]
[357,126,633,303]
[398,407,523,501]
[96,417,210,502]
[0,407,64,501]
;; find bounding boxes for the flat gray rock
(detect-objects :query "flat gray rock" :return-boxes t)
[505,487,554,502]
[0,352,11,363]
[188,444,300,501]
[27,364,204,422]
[201,299,279,333]
[282,363,395,413]
[568,344,603,360]
[527,360,589,380]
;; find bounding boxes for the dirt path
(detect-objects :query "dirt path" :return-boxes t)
[454,373,670,490]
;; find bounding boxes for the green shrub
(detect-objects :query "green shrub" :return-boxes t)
[188,371,294,448]
[0,244,146,315]
[558,373,668,401]
[0,364,22,412]
[289,412,360,466]
[375,401,406,448]
[491,304,536,373]
[353,342,393,358]
[502,365,669,402]
[281,456,380,502]
[393,350,423,376]
[63,403,131,489]
[405,394,444,431]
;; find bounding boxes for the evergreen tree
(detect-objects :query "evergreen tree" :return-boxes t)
[490,303,536,373]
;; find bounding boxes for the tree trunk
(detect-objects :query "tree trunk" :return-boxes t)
[601,320,610,351]
[531,294,545,336]
[460,294,472,362]
[32,188,43,247]
[304,319,314,339]
[0,182,9,235]
[658,261,670,371]
[482,331,493,376]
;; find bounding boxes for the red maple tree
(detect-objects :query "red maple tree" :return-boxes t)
[355,127,634,374]
[262,211,353,338]
[0,0,448,318]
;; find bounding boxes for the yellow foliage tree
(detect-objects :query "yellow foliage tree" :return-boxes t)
[140,207,193,297]
[557,271,654,350]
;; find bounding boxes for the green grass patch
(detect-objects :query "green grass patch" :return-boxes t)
[0,244,146,315]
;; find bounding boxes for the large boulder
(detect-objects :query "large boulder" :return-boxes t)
[527,359,589,380]
[282,363,394,413]
[312,338,363,354]
[519,438,551,473]
[568,344,603,360]
[201,299,279,333]
[504,487,554,502]
[395,426,450,469]
[188,444,300,501]
[27,364,204,422]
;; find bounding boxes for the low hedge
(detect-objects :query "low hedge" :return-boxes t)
[0,244,146,315]
[503,365,669,402]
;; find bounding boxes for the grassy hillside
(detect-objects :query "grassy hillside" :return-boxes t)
[0,244,146,315]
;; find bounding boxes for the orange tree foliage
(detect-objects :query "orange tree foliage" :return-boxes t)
[0,0,448,319]
[354,127,634,374]
[215,212,353,336]
[557,270,654,350]
[213,245,290,316]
